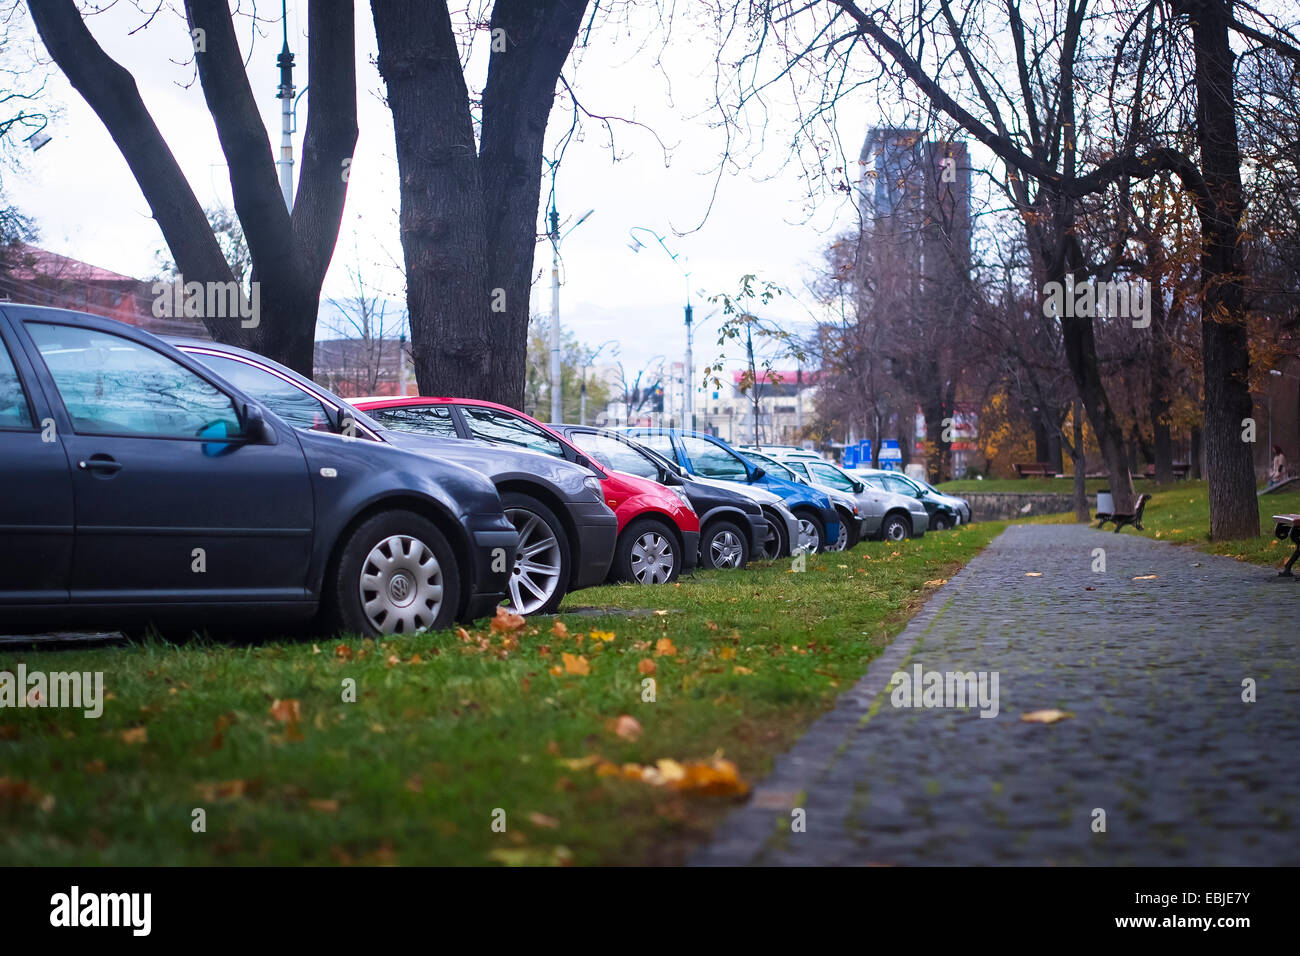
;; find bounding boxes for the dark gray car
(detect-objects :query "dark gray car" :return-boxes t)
[173,340,618,616]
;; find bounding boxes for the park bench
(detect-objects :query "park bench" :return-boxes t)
[1096,493,1151,533]
[1013,462,1055,478]
[1141,462,1191,480]
[1273,515,1300,578]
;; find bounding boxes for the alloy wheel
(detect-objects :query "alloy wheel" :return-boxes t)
[797,518,822,553]
[832,521,848,551]
[359,533,445,635]
[504,508,563,614]
[709,529,745,568]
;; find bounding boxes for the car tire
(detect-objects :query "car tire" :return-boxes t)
[325,509,461,637]
[700,518,749,570]
[614,518,682,585]
[500,491,572,615]
[793,508,827,554]
[879,512,911,543]
[756,510,788,560]
[832,508,860,551]
[932,513,954,531]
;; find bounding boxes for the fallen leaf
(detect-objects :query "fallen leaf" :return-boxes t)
[1021,709,1075,724]
[490,606,527,634]
[638,658,657,675]
[1024,572,1043,577]
[611,715,642,740]
[308,798,339,813]
[590,630,616,642]
[655,638,677,657]
[1132,574,1158,581]
[269,699,301,724]
[334,644,353,660]
[121,727,148,744]
[527,812,560,829]
[562,653,590,676]
[551,620,569,637]
[733,666,753,675]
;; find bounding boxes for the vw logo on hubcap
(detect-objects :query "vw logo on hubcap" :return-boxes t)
[388,572,413,605]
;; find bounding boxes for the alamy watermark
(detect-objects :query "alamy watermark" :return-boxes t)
[152,275,260,328]
[889,664,1000,718]
[0,665,104,718]
[1042,275,1152,328]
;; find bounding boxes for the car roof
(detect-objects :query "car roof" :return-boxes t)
[352,395,524,416]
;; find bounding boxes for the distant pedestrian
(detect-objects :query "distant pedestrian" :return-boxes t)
[1270,445,1287,484]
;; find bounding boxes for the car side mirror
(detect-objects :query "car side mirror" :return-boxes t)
[750,466,766,482]
[574,453,593,469]
[241,403,276,444]
[852,480,865,493]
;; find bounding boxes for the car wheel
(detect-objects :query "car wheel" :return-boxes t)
[932,513,953,531]
[832,508,860,551]
[756,511,788,560]
[794,509,826,554]
[701,519,749,570]
[615,518,681,585]
[879,512,911,543]
[501,491,571,616]
[326,509,461,637]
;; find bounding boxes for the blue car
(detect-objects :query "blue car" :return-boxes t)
[621,428,839,555]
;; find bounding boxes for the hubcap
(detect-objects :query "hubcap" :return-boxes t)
[709,529,744,569]
[797,519,821,553]
[504,508,562,614]
[359,534,444,635]
[631,531,675,584]
[833,521,848,551]
[886,520,907,541]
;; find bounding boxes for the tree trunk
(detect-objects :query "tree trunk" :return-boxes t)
[1183,0,1259,538]
[372,0,589,409]
[1073,399,1089,522]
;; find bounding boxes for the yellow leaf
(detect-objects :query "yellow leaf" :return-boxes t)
[562,653,590,676]
[309,798,340,813]
[590,630,616,642]
[1024,572,1042,577]
[719,647,736,660]
[1021,709,1075,724]
[733,666,753,675]
[527,812,560,829]
[1132,574,1158,580]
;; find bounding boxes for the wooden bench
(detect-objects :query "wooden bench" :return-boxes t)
[1273,515,1300,578]
[1013,462,1055,478]
[1142,462,1190,480]
[1096,493,1151,533]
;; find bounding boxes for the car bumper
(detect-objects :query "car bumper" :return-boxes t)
[568,500,618,590]
[745,513,769,554]
[462,516,520,621]
[681,530,700,571]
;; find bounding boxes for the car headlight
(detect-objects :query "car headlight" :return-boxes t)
[583,476,603,497]
[670,486,695,511]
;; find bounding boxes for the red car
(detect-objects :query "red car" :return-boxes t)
[352,397,701,586]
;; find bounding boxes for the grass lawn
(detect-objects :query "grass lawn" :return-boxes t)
[0,522,1002,866]
[935,477,1110,494]
[1028,480,1300,568]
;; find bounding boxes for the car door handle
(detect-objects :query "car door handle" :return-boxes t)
[78,456,123,475]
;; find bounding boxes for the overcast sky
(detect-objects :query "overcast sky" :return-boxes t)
[8,2,881,377]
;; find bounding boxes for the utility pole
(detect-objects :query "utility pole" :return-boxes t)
[549,202,562,424]
[276,1,295,211]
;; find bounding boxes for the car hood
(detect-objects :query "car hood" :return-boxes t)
[379,428,602,502]
[690,475,782,506]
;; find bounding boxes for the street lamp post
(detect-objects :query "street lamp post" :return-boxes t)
[628,226,695,430]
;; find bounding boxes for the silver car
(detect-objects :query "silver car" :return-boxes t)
[773,454,929,543]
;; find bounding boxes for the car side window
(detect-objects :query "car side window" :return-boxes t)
[569,432,658,480]
[810,463,856,491]
[679,436,749,480]
[885,475,917,495]
[0,335,34,429]
[369,404,458,439]
[461,405,565,458]
[193,352,332,432]
[26,323,241,440]
[786,461,810,479]
[632,431,676,458]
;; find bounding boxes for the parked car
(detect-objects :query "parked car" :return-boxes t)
[765,452,929,542]
[172,340,617,615]
[620,428,841,554]
[910,476,973,525]
[351,397,700,588]
[853,468,964,529]
[738,448,868,550]
[550,425,768,570]
[0,306,519,637]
